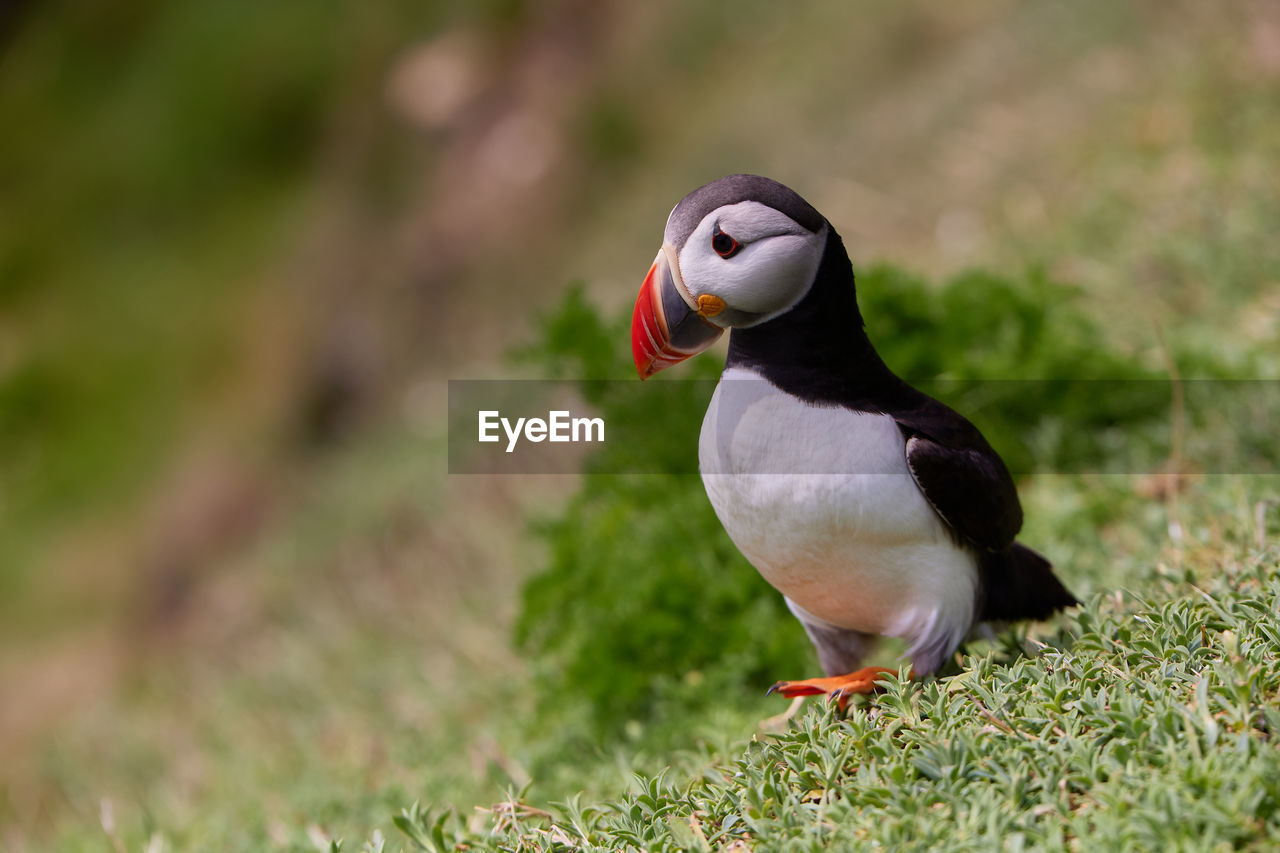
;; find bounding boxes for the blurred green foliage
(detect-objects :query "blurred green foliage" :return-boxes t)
[856,265,1167,475]
[0,0,352,589]
[0,0,446,618]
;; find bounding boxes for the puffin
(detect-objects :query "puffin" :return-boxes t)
[630,174,1077,705]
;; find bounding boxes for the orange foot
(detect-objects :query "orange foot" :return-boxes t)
[767,667,906,710]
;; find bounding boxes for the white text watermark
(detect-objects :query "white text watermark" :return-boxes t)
[478,410,605,453]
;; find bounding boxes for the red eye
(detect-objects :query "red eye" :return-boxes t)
[711,227,739,258]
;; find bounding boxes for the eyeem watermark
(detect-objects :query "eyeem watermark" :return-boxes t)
[478,410,604,453]
[449,380,612,474]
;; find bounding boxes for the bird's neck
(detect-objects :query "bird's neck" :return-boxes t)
[725,227,901,406]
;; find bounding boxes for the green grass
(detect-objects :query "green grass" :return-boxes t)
[16,421,545,852]
[36,468,1278,852]
[394,533,1280,851]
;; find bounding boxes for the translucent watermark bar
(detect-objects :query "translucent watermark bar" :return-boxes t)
[447,379,1279,475]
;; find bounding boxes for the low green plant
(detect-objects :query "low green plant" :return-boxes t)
[396,543,1280,851]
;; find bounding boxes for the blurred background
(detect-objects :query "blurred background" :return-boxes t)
[2,0,1278,849]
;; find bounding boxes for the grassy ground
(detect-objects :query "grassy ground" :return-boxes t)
[3,0,1280,850]
[403,520,1280,851]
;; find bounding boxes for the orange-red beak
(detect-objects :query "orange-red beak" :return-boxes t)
[631,247,724,379]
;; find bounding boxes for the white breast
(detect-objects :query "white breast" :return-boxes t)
[699,367,977,666]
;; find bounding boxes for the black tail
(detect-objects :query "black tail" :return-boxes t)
[979,543,1079,623]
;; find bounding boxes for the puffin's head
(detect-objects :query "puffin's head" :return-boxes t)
[631,174,829,378]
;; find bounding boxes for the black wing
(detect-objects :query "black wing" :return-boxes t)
[892,387,1079,622]
[892,390,1022,552]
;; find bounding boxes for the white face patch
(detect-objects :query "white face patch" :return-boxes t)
[667,201,827,327]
